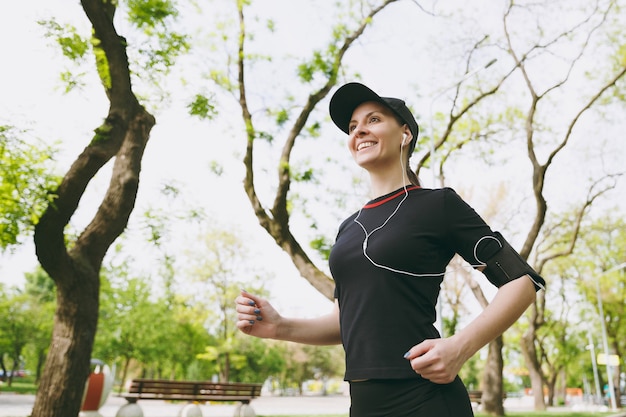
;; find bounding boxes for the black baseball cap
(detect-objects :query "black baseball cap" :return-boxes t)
[329,82,419,153]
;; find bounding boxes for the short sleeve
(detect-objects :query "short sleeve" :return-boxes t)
[442,188,545,291]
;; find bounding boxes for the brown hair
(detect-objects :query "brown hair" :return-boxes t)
[396,117,420,187]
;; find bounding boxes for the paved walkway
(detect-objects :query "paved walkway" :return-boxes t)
[1,393,351,417]
[2,392,623,417]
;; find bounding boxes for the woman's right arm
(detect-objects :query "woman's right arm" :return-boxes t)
[235,290,341,346]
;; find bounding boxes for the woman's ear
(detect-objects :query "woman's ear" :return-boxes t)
[402,133,411,146]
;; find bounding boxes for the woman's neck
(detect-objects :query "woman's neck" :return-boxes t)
[368,172,412,198]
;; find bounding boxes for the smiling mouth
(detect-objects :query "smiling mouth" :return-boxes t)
[357,141,377,151]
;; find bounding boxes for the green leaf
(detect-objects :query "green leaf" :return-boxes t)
[188,94,218,120]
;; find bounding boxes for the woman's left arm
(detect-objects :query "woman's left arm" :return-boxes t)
[404,275,537,384]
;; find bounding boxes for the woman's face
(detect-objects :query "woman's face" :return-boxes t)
[347,101,407,171]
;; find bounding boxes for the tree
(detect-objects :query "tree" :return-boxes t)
[305,344,346,395]
[219,0,403,300]
[30,1,187,415]
[95,274,176,388]
[23,268,56,383]
[0,290,40,386]
[575,215,626,407]
[205,1,624,414]
[533,271,587,406]
[0,269,55,385]
[276,343,344,395]
[415,2,626,412]
[0,126,58,251]
[187,227,272,382]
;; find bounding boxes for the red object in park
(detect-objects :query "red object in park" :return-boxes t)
[81,359,113,413]
[81,371,105,411]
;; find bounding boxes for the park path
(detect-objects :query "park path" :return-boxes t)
[1,393,351,417]
[3,391,623,417]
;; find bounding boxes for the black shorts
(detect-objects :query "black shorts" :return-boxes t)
[349,376,474,416]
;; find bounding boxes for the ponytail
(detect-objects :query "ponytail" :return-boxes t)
[406,165,421,186]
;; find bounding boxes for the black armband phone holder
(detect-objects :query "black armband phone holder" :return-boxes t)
[481,232,546,291]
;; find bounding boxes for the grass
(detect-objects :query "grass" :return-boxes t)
[476,413,617,417]
[0,375,37,395]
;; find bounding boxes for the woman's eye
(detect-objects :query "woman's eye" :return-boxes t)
[369,116,379,123]
[348,125,356,132]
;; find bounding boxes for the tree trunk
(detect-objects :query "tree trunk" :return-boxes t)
[224,352,231,382]
[237,1,399,302]
[30,0,156,412]
[521,321,546,410]
[30,268,99,416]
[481,335,505,416]
[118,357,132,394]
[463,271,506,414]
[0,356,6,383]
[36,348,46,383]
[546,374,557,406]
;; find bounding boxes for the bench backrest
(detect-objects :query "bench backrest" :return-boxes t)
[129,379,262,398]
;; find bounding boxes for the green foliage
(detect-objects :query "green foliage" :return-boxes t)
[532,213,626,399]
[138,31,189,74]
[60,70,86,92]
[127,0,178,28]
[39,0,189,94]
[91,120,114,145]
[188,93,218,120]
[24,267,56,304]
[293,168,315,182]
[94,266,213,380]
[209,69,236,92]
[458,353,482,390]
[295,17,352,84]
[230,338,286,383]
[276,343,344,393]
[39,20,89,61]
[92,37,112,90]
[297,50,333,83]
[181,227,278,381]
[39,19,93,91]
[257,131,274,143]
[0,374,38,394]
[266,108,289,126]
[0,126,59,251]
[310,235,332,260]
[305,121,322,138]
[0,284,54,386]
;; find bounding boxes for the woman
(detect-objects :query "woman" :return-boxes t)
[235,82,545,416]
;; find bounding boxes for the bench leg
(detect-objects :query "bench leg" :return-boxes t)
[233,403,256,417]
[116,403,144,417]
[178,403,203,417]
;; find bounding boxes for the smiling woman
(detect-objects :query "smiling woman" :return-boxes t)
[331,82,420,191]
[235,82,545,417]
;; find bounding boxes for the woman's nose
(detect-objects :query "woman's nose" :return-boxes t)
[352,123,367,137]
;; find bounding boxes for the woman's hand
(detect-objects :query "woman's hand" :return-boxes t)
[236,292,342,345]
[235,290,282,339]
[403,336,469,384]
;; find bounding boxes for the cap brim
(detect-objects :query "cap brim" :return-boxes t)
[329,83,387,134]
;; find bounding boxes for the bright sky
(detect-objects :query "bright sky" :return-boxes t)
[1,0,624,320]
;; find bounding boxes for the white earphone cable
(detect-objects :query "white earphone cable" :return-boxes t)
[353,134,502,278]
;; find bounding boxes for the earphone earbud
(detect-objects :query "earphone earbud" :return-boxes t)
[402,133,408,145]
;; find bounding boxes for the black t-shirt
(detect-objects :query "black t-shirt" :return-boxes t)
[328,186,521,381]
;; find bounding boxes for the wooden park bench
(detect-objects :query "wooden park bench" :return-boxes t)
[119,378,263,416]
[468,390,507,405]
